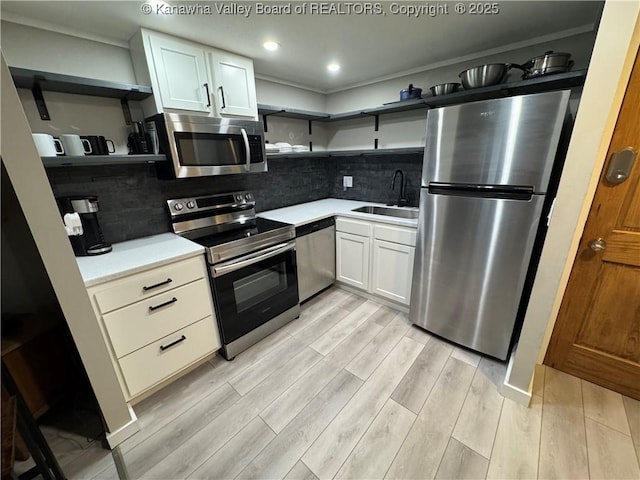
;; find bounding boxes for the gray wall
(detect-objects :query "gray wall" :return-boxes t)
[326,30,597,112]
[1,21,136,84]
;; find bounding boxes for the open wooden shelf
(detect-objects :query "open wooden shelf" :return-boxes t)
[266,147,424,159]
[42,154,166,168]
[10,67,152,100]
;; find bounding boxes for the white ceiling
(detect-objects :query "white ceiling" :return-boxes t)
[1,1,603,93]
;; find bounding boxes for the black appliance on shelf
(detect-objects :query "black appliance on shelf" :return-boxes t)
[167,191,299,360]
[58,195,112,256]
[127,121,152,154]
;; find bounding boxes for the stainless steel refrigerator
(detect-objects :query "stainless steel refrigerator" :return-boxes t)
[409,90,570,360]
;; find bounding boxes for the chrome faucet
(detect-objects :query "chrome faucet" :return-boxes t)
[391,169,409,207]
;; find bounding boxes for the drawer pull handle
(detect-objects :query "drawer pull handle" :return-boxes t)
[160,335,186,351]
[143,278,172,291]
[149,297,177,311]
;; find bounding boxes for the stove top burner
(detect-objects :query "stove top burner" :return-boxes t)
[193,218,292,249]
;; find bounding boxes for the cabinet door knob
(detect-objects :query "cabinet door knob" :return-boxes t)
[589,238,607,252]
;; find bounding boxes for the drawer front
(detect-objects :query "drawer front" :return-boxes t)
[103,279,213,358]
[336,217,371,237]
[374,224,417,246]
[119,317,220,398]
[94,256,205,314]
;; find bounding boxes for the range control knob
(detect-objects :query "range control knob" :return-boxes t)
[186,201,195,209]
[236,194,243,202]
[245,193,252,201]
[174,203,184,211]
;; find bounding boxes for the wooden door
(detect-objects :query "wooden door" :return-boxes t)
[545,50,640,400]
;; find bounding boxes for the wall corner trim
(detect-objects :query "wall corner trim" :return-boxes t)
[501,381,533,407]
[105,405,140,448]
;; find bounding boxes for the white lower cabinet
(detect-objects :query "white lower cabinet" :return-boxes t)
[336,231,371,290]
[371,239,415,304]
[87,255,221,401]
[118,317,218,397]
[335,216,416,306]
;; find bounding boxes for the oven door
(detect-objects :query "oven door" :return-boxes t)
[210,241,299,345]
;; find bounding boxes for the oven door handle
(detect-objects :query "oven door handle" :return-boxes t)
[212,241,295,277]
[241,128,251,172]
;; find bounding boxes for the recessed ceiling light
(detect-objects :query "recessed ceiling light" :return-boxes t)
[263,41,280,51]
[327,63,341,73]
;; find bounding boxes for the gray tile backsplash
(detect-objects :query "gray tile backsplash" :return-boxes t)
[331,154,423,207]
[46,153,422,244]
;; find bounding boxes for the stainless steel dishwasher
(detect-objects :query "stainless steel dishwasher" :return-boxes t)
[295,217,335,302]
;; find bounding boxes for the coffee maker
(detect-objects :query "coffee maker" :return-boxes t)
[58,196,112,256]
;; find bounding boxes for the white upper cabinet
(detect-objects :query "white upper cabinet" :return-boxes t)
[148,35,211,113]
[208,51,258,118]
[130,29,258,119]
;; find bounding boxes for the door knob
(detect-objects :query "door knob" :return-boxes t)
[589,238,607,252]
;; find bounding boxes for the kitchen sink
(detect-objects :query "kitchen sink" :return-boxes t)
[352,206,419,219]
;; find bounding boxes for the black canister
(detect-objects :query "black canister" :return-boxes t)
[127,122,152,154]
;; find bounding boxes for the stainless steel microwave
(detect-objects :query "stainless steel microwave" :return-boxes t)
[147,113,267,179]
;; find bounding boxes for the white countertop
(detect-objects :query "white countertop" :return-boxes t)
[259,198,419,228]
[76,233,204,287]
[76,200,416,287]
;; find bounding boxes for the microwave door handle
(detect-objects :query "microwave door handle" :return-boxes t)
[212,241,295,277]
[241,128,251,172]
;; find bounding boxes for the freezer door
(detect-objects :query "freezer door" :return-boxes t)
[422,90,570,193]
[409,190,545,359]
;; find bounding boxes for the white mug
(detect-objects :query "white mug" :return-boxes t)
[32,133,64,157]
[60,134,92,156]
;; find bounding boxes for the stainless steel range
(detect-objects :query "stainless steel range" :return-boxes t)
[167,191,300,360]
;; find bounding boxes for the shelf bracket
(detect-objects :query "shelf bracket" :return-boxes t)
[121,97,133,125]
[261,110,286,133]
[361,112,380,132]
[308,120,313,136]
[32,80,50,121]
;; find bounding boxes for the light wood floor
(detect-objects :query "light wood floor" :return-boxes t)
[37,287,640,479]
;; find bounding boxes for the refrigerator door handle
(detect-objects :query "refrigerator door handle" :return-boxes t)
[428,183,534,200]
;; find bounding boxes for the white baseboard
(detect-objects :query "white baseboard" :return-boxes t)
[501,381,532,406]
[501,354,532,406]
[105,405,140,448]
